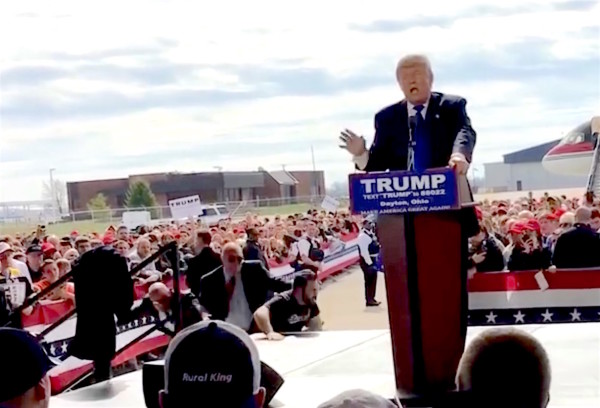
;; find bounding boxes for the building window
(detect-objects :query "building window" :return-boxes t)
[516,180,522,191]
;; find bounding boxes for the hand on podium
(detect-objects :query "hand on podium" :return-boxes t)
[339,129,367,156]
[448,154,469,175]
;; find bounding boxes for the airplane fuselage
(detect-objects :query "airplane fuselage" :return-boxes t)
[542,119,595,176]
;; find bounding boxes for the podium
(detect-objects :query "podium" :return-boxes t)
[349,168,474,398]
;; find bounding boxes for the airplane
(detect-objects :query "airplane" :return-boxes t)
[542,118,597,176]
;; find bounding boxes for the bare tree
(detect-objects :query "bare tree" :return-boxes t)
[327,181,349,198]
[42,179,68,214]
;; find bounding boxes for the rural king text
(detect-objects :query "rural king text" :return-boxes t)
[359,174,447,199]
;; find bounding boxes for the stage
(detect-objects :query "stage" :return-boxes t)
[51,323,599,407]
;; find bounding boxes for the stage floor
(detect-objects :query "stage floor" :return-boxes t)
[51,323,599,407]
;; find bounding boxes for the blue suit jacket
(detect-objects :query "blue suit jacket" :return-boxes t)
[364,92,476,172]
[364,92,479,236]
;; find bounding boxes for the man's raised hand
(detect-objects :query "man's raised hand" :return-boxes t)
[339,129,367,156]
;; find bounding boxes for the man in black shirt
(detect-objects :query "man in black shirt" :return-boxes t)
[253,271,322,340]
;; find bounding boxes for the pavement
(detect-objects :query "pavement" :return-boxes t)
[318,266,389,330]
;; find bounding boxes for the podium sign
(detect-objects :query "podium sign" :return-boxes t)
[349,168,459,215]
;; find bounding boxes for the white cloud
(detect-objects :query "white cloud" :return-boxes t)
[0,0,598,203]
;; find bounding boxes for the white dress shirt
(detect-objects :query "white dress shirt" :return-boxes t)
[297,238,312,257]
[356,230,374,266]
[224,268,253,331]
[352,97,465,170]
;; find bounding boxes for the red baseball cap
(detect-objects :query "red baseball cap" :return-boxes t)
[508,222,525,234]
[525,219,541,233]
[538,212,558,221]
[102,234,115,245]
[41,242,56,254]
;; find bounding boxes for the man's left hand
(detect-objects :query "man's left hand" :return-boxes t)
[449,154,469,175]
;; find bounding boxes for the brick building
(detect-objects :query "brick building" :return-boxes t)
[67,170,325,212]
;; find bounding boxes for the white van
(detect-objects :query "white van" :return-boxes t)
[198,204,230,226]
[148,204,230,228]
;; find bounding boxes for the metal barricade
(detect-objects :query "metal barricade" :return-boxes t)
[3,241,183,392]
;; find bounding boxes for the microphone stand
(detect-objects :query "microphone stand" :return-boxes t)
[407,116,417,171]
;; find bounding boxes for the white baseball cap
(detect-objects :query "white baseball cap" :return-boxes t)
[0,242,14,256]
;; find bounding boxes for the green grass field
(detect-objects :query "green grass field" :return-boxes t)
[0,202,330,237]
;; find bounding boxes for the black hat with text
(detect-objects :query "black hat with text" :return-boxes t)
[0,328,54,403]
[161,320,262,408]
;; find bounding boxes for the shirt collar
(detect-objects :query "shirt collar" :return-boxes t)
[223,266,239,282]
[407,97,430,117]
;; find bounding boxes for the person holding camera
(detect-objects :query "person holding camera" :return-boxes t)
[507,220,551,272]
[468,225,505,274]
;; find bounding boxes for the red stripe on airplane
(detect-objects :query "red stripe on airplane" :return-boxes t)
[546,142,594,156]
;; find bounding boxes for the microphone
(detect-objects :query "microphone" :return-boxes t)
[409,115,418,144]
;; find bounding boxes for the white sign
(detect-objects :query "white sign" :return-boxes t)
[122,211,151,230]
[321,196,340,212]
[169,195,203,219]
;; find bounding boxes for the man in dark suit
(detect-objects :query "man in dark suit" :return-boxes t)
[552,206,600,268]
[129,282,202,329]
[199,242,290,332]
[185,229,222,298]
[340,54,475,175]
[243,228,269,270]
[69,245,133,382]
[339,54,477,394]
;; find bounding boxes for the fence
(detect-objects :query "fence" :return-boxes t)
[0,195,350,228]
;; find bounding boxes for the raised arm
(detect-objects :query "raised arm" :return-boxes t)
[341,113,390,173]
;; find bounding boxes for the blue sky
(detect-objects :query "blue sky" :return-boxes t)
[1,0,598,202]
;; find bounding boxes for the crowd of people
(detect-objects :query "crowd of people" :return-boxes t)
[0,197,585,407]
[4,192,600,330]
[469,193,600,275]
[0,209,363,331]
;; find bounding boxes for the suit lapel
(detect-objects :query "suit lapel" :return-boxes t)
[217,268,229,316]
[425,92,440,133]
[398,100,408,136]
[239,264,255,311]
[396,100,409,150]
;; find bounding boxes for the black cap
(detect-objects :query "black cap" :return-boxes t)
[25,245,43,254]
[0,328,54,402]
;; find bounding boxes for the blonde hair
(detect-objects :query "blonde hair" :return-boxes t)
[396,54,433,79]
[221,242,243,260]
